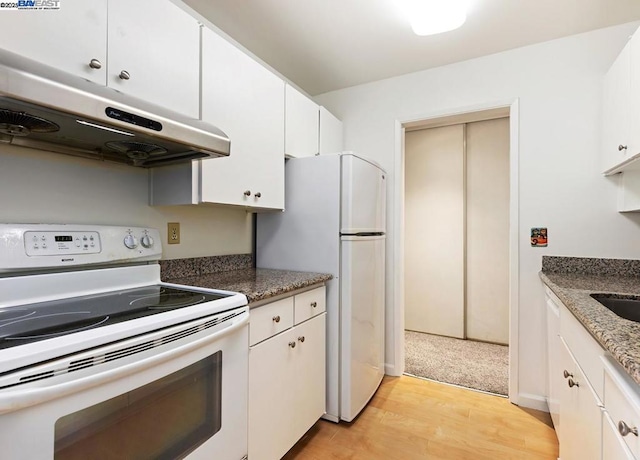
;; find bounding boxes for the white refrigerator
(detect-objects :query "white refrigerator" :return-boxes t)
[257,152,386,422]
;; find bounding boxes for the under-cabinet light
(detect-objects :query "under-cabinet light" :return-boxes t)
[76,119,135,136]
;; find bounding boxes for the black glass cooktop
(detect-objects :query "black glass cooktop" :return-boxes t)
[0,285,230,349]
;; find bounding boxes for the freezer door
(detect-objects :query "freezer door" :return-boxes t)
[341,154,386,234]
[340,235,385,422]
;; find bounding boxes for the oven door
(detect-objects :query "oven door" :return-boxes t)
[0,307,249,460]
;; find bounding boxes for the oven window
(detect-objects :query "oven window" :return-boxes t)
[54,351,222,460]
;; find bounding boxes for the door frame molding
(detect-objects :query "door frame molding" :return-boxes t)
[391,98,520,403]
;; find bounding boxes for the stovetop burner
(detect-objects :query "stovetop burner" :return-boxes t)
[0,285,230,349]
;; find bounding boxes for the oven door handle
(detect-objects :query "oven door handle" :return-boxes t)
[0,310,249,414]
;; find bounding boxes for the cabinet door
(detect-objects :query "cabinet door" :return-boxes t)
[602,41,631,172]
[292,314,326,443]
[319,107,343,155]
[108,0,200,118]
[0,0,107,84]
[559,337,602,460]
[285,84,319,158]
[629,31,640,161]
[249,328,296,460]
[200,28,285,210]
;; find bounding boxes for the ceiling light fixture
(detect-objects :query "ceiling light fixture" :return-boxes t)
[398,0,470,36]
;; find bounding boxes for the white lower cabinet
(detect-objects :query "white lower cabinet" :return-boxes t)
[249,287,326,460]
[558,336,602,460]
[544,284,640,460]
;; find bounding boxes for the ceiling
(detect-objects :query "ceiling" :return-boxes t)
[182,0,640,96]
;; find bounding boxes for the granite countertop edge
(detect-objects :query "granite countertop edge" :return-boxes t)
[540,271,640,386]
[164,268,333,304]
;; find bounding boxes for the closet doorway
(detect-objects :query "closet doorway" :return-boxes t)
[403,116,510,395]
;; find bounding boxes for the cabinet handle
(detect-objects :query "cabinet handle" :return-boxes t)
[311,302,317,308]
[567,378,579,388]
[244,190,251,197]
[563,370,573,379]
[289,341,296,348]
[619,144,628,151]
[119,70,131,80]
[272,315,281,323]
[89,58,102,70]
[618,421,639,437]
[298,336,305,343]
[254,192,262,198]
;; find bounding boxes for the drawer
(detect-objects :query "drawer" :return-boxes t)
[604,356,640,459]
[560,301,606,399]
[294,286,326,325]
[250,297,294,346]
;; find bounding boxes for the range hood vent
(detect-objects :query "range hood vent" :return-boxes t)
[0,49,230,168]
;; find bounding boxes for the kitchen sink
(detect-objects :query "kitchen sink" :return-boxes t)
[591,294,640,322]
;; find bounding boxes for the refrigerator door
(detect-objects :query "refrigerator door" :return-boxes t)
[340,234,385,422]
[341,154,386,235]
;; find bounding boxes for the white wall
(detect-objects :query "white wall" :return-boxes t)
[315,23,640,404]
[0,144,252,259]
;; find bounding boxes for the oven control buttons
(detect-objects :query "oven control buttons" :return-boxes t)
[123,234,139,249]
[140,235,154,249]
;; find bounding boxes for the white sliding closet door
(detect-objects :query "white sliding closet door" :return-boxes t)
[404,125,465,338]
[466,118,510,344]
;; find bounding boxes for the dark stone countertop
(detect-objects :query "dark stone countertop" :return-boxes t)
[540,270,640,386]
[164,268,332,305]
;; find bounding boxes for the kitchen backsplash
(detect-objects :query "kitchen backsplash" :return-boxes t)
[160,254,253,280]
[542,255,640,277]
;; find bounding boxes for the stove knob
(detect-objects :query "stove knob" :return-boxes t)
[123,234,138,249]
[141,235,154,249]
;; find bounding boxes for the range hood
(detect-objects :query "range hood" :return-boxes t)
[0,49,230,167]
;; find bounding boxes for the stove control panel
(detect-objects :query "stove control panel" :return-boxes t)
[0,224,162,271]
[24,231,102,256]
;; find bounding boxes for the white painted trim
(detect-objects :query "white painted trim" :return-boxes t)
[508,99,520,405]
[516,393,550,413]
[391,99,520,397]
[390,120,406,377]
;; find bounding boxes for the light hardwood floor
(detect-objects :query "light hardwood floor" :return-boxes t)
[283,375,559,460]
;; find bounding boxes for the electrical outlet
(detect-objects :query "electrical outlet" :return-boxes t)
[168,222,180,244]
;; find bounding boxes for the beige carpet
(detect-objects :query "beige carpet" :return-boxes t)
[404,330,509,396]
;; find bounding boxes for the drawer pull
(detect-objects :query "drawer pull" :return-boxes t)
[272,316,281,323]
[89,58,102,69]
[244,190,252,197]
[119,70,130,80]
[619,144,628,151]
[563,370,573,379]
[289,341,296,348]
[311,302,317,308]
[567,378,579,388]
[618,421,639,437]
[298,336,305,343]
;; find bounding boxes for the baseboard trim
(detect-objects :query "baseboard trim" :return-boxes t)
[515,392,550,412]
[385,363,402,376]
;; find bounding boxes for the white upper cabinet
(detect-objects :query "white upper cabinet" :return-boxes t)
[199,27,285,210]
[285,84,319,158]
[0,0,199,118]
[0,0,108,84]
[150,27,285,211]
[602,40,632,173]
[319,106,344,155]
[107,0,200,118]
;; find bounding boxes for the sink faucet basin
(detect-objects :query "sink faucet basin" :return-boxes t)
[591,294,640,323]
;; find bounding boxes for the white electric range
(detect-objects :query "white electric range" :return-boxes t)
[0,224,249,460]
